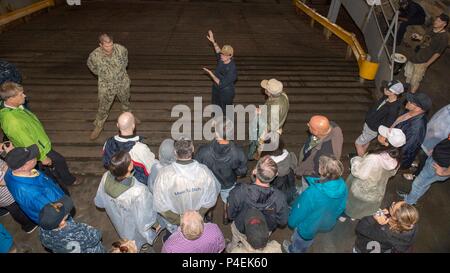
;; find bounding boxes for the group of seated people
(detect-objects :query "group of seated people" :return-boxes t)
[0,73,449,253]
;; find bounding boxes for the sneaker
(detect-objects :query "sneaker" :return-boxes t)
[403,173,415,181]
[25,225,38,234]
[204,213,213,223]
[223,216,229,226]
[282,240,291,253]
[338,216,347,223]
[396,190,408,200]
[89,126,103,140]
[0,211,10,218]
[139,243,154,253]
[70,179,83,186]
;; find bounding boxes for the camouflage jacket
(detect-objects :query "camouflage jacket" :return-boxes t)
[87,44,129,83]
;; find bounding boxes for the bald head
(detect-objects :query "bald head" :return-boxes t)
[117,112,135,135]
[308,115,331,138]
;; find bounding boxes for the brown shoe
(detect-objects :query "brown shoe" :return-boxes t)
[89,126,103,140]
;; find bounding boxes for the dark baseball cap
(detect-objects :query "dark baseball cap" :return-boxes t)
[4,144,39,170]
[244,208,269,250]
[406,92,432,112]
[438,13,449,25]
[39,195,74,230]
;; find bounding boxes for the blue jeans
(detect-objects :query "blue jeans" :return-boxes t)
[288,229,314,253]
[406,157,450,205]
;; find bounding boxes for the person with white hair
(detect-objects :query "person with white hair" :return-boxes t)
[162,210,225,253]
[102,112,155,185]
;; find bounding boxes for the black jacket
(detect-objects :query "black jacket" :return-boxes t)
[355,216,417,253]
[228,182,289,233]
[195,140,247,189]
[365,97,403,131]
[396,113,427,169]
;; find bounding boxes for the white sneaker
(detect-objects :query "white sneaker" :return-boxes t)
[25,225,38,234]
[338,216,347,222]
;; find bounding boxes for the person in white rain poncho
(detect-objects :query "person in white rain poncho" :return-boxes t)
[94,151,163,249]
[153,138,220,227]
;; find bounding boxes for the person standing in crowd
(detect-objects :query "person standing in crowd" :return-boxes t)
[379,92,430,170]
[354,80,404,157]
[153,138,220,230]
[87,33,138,140]
[344,145,402,221]
[227,156,289,251]
[1,158,37,233]
[203,30,237,115]
[284,156,348,253]
[295,115,343,192]
[248,78,290,160]
[195,118,247,224]
[0,82,78,190]
[405,13,449,93]
[353,201,418,253]
[399,135,450,204]
[103,112,155,185]
[261,139,298,205]
[147,138,176,193]
[39,196,105,253]
[4,145,69,226]
[227,208,282,253]
[94,151,162,250]
[403,104,450,180]
[396,0,426,46]
[162,210,225,253]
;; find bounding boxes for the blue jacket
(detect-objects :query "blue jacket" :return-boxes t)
[396,113,427,169]
[5,169,64,223]
[103,135,155,185]
[0,224,13,253]
[288,176,348,240]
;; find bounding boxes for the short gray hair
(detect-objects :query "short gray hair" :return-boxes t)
[174,137,194,160]
[98,33,113,44]
[318,155,344,180]
[0,81,23,101]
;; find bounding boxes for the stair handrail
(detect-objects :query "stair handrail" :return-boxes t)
[0,0,55,27]
[293,0,379,80]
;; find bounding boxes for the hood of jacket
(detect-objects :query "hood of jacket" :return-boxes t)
[271,150,292,177]
[245,183,277,210]
[104,172,134,199]
[210,139,232,159]
[307,176,347,199]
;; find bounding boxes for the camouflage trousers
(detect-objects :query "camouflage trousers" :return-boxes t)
[93,79,131,128]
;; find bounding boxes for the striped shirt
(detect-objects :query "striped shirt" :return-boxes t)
[0,161,14,207]
[162,223,225,253]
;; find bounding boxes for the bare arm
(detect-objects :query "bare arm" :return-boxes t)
[206,30,221,54]
[425,53,441,67]
[203,67,220,85]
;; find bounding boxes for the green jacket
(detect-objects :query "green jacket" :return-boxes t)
[265,92,289,132]
[0,102,51,161]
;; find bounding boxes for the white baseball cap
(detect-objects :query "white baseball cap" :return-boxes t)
[378,125,406,147]
[386,80,404,95]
